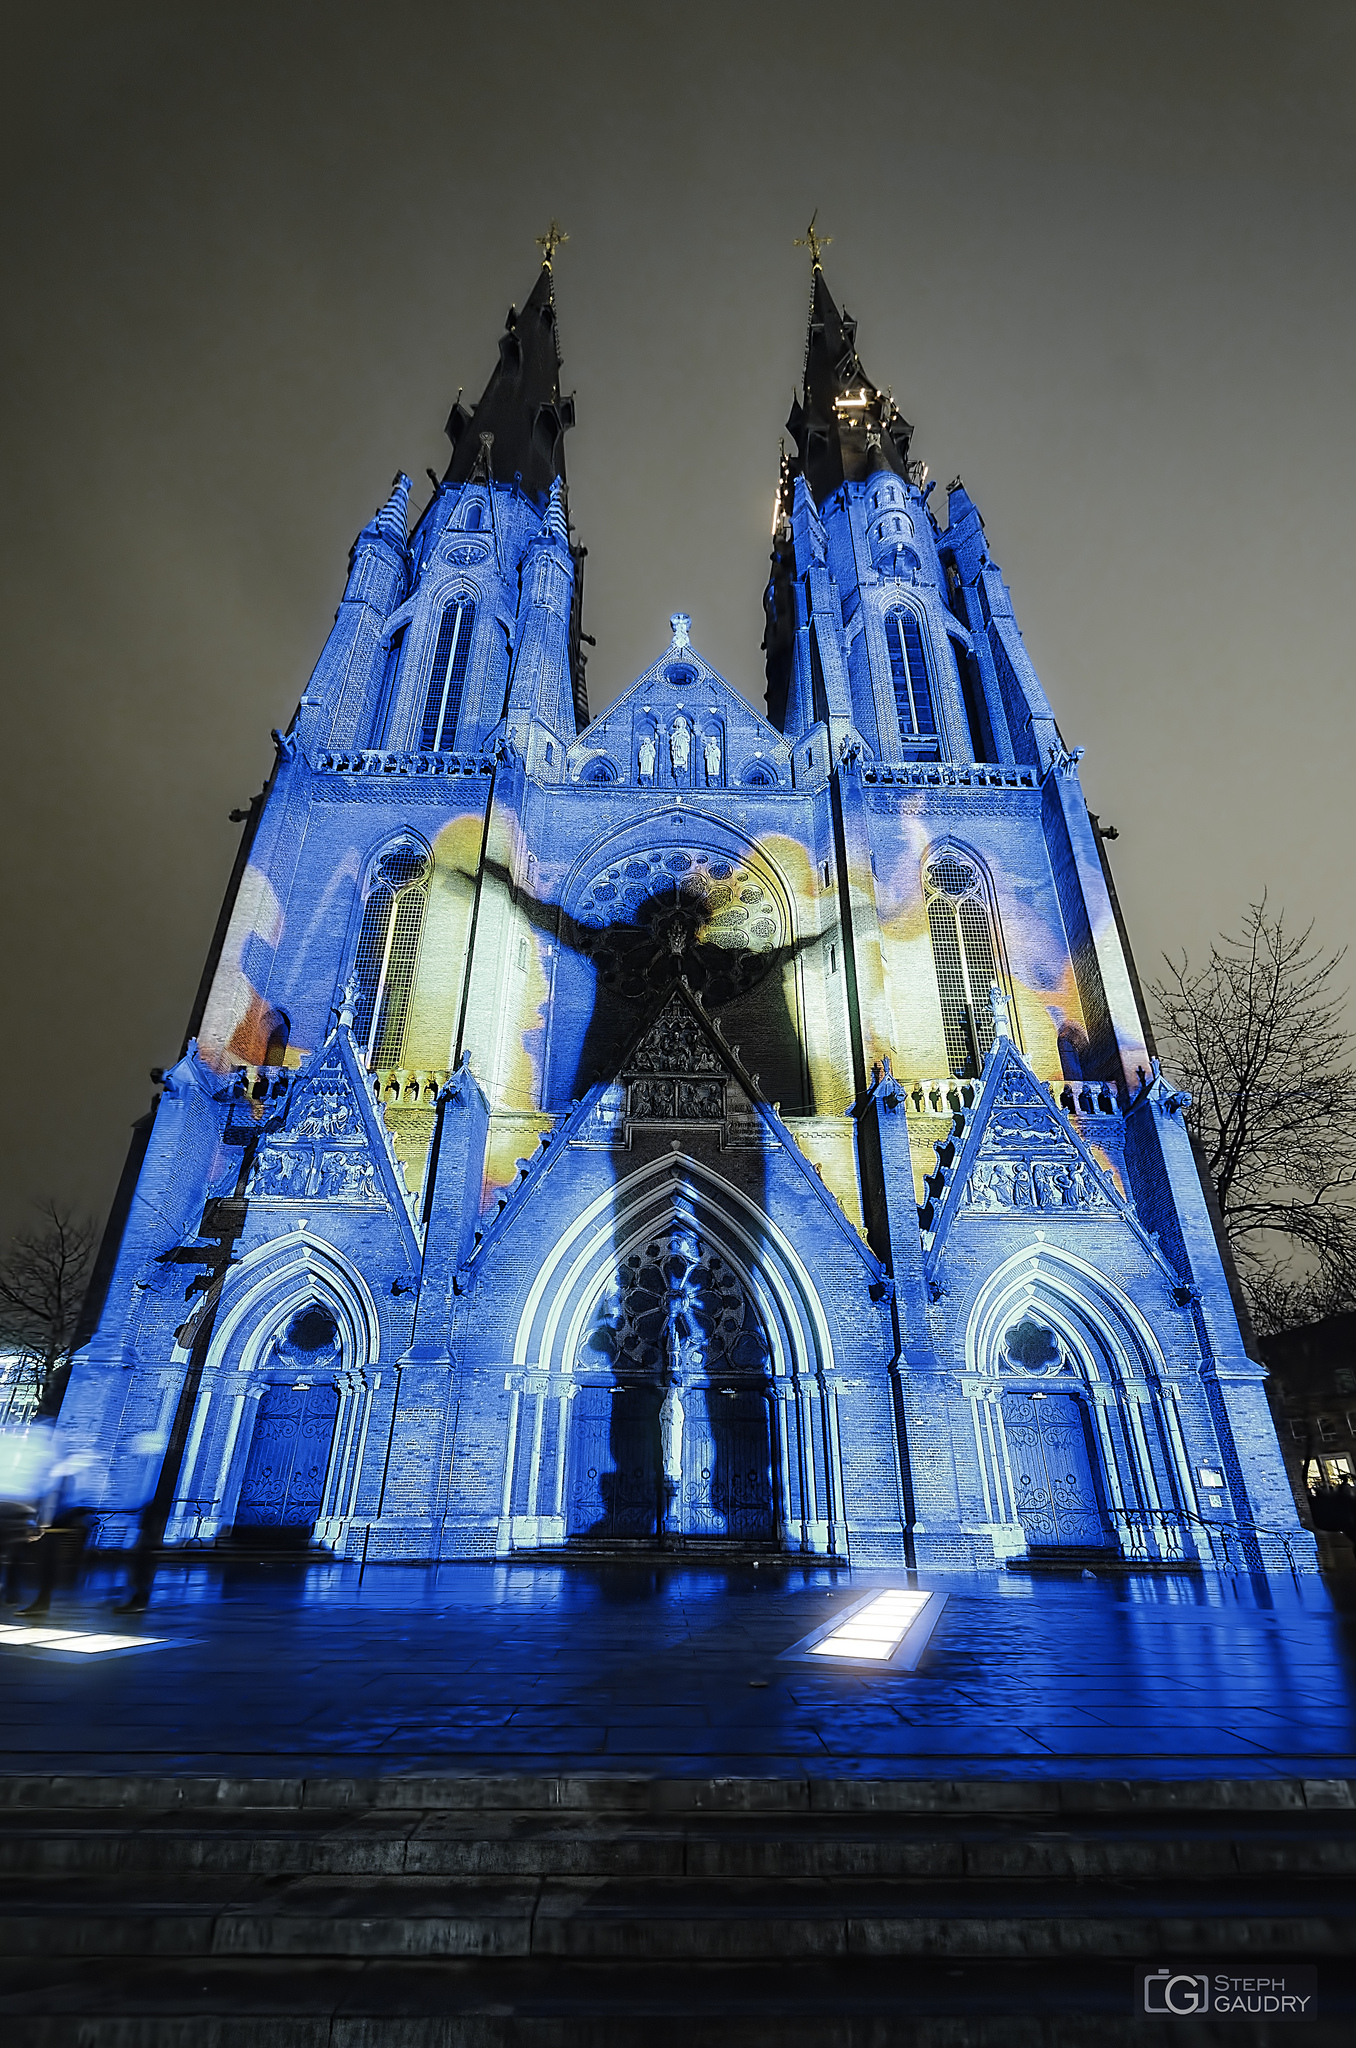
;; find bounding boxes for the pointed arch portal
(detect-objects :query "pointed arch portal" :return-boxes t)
[962,1245,1207,1564]
[163,1231,384,1553]
[500,1154,845,1554]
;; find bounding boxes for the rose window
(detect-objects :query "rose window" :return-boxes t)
[571,848,784,1004]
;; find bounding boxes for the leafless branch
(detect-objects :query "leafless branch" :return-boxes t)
[0,1199,99,1400]
[1150,899,1356,1333]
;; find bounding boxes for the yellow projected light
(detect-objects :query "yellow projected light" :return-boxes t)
[781,1587,947,1670]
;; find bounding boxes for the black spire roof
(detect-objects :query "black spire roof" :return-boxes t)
[784,266,913,505]
[443,260,575,503]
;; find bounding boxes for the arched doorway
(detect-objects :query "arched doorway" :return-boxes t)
[1001,1388,1111,1550]
[568,1225,776,1545]
[964,1253,1202,1565]
[233,1306,342,1544]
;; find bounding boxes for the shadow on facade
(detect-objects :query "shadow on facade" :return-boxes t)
[495,867,821,1557]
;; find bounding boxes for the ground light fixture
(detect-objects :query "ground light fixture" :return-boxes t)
[0,1623,165,1657]
[780,1587,947,1669]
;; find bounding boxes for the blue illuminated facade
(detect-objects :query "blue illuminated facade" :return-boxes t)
[61,256,1314,1571]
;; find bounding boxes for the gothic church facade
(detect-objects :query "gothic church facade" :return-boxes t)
[62,250,1312,1571]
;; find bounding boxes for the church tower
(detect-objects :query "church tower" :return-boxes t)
[60,238,1312,1575]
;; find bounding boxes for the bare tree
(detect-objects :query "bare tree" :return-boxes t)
[1150,902,1356,1335]
[0,1200,98,1414]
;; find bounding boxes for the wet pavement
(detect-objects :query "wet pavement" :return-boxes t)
[1,1556,1354,1779]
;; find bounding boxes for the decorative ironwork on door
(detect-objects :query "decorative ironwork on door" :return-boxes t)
[236,1382,339,1532]
[1002,1390,1110,1549]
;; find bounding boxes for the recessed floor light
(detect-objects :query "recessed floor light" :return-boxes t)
[780,1588,946,1669]
[0,1623,166,1657]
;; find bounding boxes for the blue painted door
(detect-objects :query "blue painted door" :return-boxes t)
[567,1384,660,1538]
[236,1382,339,1532]
[1003,1391,1110,1549]
[683,1390,774,1539]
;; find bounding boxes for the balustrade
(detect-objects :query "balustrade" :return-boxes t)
[311,748,489,778]
[896,1074,1124,1119]
[371,1067,450,1108]
[861,760,1040,789]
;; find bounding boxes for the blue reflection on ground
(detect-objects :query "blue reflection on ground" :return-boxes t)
[1,1556,1353,1779]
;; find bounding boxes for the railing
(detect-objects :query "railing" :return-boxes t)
[371,1067,450,1107]
[898,1075,1124,1119]
[861,761,1041,789]
[230,1063,291,1104]
[228,1063,449,1110]
[1113,1505,1308,1578]
[311,748,490,778]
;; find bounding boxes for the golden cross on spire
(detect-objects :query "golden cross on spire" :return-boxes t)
[535,219,569,266]
[794,210,832,270]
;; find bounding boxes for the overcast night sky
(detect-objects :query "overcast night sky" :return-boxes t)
[1,0,1353,1243]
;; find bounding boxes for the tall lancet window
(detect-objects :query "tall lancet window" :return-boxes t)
[351,841,431,1068]
[886,609,937,743]
[419,598,476,751]
[924,850,1007,1077]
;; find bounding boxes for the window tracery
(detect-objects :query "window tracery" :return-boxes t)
[885,608,936,742]
[419,598,475,751]
[350,840,431,1068]
[924,848,1006,1077]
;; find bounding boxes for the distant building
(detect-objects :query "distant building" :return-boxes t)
[0,1351,39,1429]
[1259,1313,1356,1493]
[59,249,1312,1571]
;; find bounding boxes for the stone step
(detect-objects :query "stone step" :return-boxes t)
[2,1772,1353,1812]
[4,1806,1356,1882]
[1,1779,1351,2042]
[1,1958,1354,2048]
[1,1871,1354,1959]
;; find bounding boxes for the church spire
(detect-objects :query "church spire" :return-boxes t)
[442,249,575,504]
[784,248,914,506]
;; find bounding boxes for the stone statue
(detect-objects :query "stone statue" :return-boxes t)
[669,612,692,652]
[703,732,722,783]
[659,1379,685,1486]
[670,715,691,777]
[989,980,1012,1040]
[638,732,656,781]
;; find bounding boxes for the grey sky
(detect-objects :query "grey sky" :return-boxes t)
[2,0,1352,1240]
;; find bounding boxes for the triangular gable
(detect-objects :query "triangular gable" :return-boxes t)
[462,980,887,1290]
[242,1027,422,1258]
[568,630,792,787]
[922,1036,1174,1282]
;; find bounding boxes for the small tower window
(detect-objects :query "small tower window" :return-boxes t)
[351,841,431,1068]
[419,598,476,752]
[924,851,1006,1077]
[263,1011,291,1068]
[886,610,936,742]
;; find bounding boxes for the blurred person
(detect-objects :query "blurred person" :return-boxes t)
[17,1495,97,1615]
[0,1497,39,1601]
[0,1421,52,1602]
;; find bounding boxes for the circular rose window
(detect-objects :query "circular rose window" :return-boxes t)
[571,847,785,1005]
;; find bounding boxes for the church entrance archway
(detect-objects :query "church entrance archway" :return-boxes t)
[235,1381,339,1541]
[231,1305,343,1546]
[567,1225,776,1547]
[1001,1389,1113,1551]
